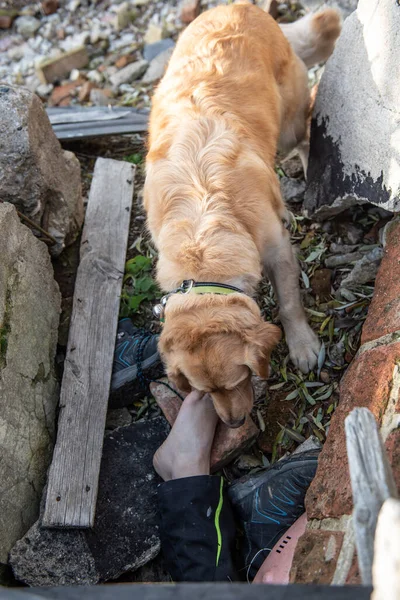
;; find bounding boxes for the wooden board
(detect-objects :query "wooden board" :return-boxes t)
[0,583,373,600]
[42,157,134,528]
[46,107,149,140]
[345,407,398,585]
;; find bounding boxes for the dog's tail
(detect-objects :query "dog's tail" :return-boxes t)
[279,9,342,68]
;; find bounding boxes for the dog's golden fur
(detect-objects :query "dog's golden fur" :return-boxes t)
[144,3,341,427]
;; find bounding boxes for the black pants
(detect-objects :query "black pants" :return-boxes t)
[158,475,238,582]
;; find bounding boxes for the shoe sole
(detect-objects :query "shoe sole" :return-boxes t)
[109,357,165,409]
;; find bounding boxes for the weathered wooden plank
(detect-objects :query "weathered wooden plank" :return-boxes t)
[46,107,149,140]
[372,498,400,600]
[42,157,134,528]
[345,408,398,586]
[0,583,373,600]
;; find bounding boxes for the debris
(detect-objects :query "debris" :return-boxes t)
[37,46,89,85]
[311,269,332,300]
[115,54,135,69]
[339,247,384,292]
[90,88,114,106]
[110,59,149,87]
[0,10,17,29]
[180,0,201,24]
[144,23,163,45]
[49,78,84,106]
[325,252,363,268]
[106,408,132,430]
[15,16,41,38]
[10,418,170,586]
[144,38,175,62]
[280,175,306,203]
[41,0,59,16]
[78,80,96,102]
[142,48,173,83]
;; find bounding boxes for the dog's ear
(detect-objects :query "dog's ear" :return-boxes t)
[244,322,281,379]
[167,367,191,394]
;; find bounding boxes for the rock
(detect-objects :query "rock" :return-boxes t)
[110,59,148,87]
[106,408,132,430]
[142,47,173,84]
[337,222,364,245]
[0,13,15,29]
[280,176,306,203]
[300,0,356,19]
[37,46,89,84]
[10,418,170,586]
[304,0,400,219]
[280,151,304,179]
[41,0,59,15]
[112,2,137,31]
[329,242,358,254]
[236,454,262,470]
[324,252,363,268]
[78,80,96,102]
[339,247,384,290]
[87,69,104,84]
[180,0,201,24]
[90,88,114,106]
[115,54,134,69]
[290,531,344,584]
[49,78,84,106]
[15,16,41,38]
[144,23,163,45]
[0,84,83,254]
[143,38,175,62]
[311,269,332,300]
[0,203,61,567]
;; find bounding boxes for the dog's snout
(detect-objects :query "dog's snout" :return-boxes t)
[226,416,246,429]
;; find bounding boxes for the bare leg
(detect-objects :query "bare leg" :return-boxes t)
[153,390,219,481]
[263,230,321,373]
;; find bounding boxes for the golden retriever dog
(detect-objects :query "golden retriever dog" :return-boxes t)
[144,3,341,427]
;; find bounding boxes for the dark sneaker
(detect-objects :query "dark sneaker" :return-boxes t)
[109,319,164,408]
[228,449,319,581]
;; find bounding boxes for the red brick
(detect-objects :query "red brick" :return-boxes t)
[361,220,400,344]
[150,380,259,472]
[306,342,400,520]
[41,0,58,15]
[0,15,14,28]
[385,429,400,492]
[346,552,361,585]
[49,79,84,106]
[180,0,201,24]
[290,530,343,584]
[115,55,134,69]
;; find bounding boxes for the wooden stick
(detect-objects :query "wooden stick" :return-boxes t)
[42,157,134,528]
[345,408,398,585]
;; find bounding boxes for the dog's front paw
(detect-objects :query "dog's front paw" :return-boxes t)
[286,324,321,374]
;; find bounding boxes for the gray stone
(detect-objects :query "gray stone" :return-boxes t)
[339,247,384,291]
[330,243,359,254]
[0,203,61,567]
[15,16,41,38]
[301,0,357,19]
[144,38,175,62]
[280,176,306,203]
[110,59,148,87]
[142,47,173,84]
[325,251,363,268]
[304,0,400,219]
[10,417,170,586]
[105,408,132,430]
[0,84,83,255]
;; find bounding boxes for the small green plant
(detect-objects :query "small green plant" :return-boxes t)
[120,254,159,316]
[123,153,143,165]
